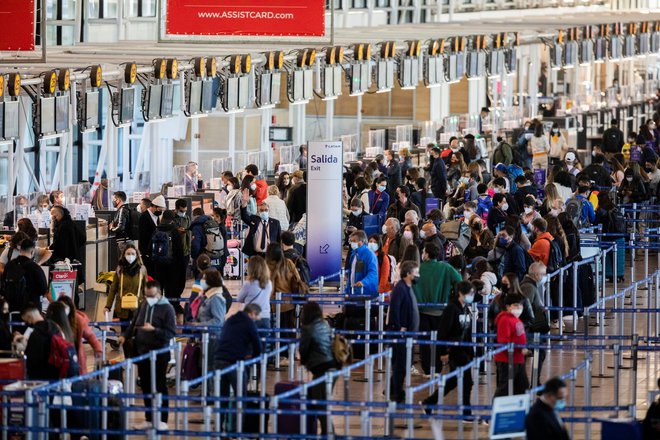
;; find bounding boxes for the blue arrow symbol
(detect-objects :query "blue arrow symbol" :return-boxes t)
[320,244,329,254]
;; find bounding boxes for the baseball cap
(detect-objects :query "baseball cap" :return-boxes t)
[495,163,507,173]
[565,152,576,162]
[151,195,167,209]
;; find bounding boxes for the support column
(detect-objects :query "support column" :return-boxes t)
[356,95,363,152]
[260,107,273,170]
[190,117,200,163]
[326,98,335,140]
[429,87,442,122]
[528,44,540,119]
[228,113,237,163]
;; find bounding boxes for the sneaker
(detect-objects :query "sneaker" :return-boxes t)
[419,401,433,416]
[133,421,152,430]
[156,421,168,431]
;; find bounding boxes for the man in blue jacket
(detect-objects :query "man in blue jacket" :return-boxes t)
[497,226,528,282]
[344,230,379,297]
[388,261,420,403]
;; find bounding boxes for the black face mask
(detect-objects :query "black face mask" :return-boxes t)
[0,312,8,323]
[496,136,503,143]
[154,210,162,217]
[501,285,509,294]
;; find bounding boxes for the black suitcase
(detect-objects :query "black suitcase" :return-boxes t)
[243,391,270,436]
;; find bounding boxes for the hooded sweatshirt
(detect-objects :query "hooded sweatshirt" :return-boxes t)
[528,232,555,267]
[494,311,527,364]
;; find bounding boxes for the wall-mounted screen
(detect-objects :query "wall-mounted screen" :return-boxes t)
[187,80,202,115]
[269,126,293,142]
[0,103,4,140]
[610,36,622,59]
[40,97,56,136]
[55,95,69,133]
[161,83,174,117]
[147,84,163,120]
[84,91,99,131]
[594,38,606,61]
[271,73,281,105]
[238,76,249,109]
[201,78,214,113]
[120,87,135,125]
[4,101,19,139]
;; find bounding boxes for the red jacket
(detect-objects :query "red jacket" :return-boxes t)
[494,311,527,364]
[254,179,268,205]
[528,232,554,267]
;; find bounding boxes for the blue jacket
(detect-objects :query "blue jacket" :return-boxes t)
[500,241,527,281]
[575,194,596,224]
[430,156,448,198]
[190,214,229,261]
[214,311,261,363]
[344,244,379,297]
[367,189,390,219]
[388,280,420,332]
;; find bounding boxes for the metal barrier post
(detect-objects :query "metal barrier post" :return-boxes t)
[457,368,465,439]
[585,355,592,439]
[153,393,162,439]
[236,361,245,434]
[377,293,385,372]
[572,263,579,333]
[275,291,282,370]
[559,270,565,336]
[288,343,296,381]
[201,332,209,399]
[482,295,490,375]
[630,231,636,283]
[173,341,182,426]
[25,389,35,440]
[656,273,660,338]
[259,355,268,434]
[614,242,619,294]
[429,330,438,394]
[213,370,221,434]
[339,269,346,295]
[343,370,350,435]
[319,275,325,293]
[364,299,372,360]
[385,348,392,403]
[181,382,189,440]
[405,338,413,396]
[38,394,47,440]
[613,344,620,418]
[202,406,211,440]
[569,372,576,439]
[325,373,334,439]
[436,377,446,432]
[299,385,308,437]
[101,330,108,363]
[507,344,514,396]
[631,334,639,418]
[101,368,109,440]
[531,333,540,391]
[385,401,395,438]
[360,410,370,437]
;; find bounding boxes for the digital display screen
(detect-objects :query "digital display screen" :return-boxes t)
[40,97,56,135]
[55,95,69,132]
[271,73,281,104]
[269,126,293,142]
[238,76,249,109]
[303,69,313,100]
[147,84,162,120]
[226,77,238,110]
[188,80,202,114]
[259,72,271,106]
[0,103,4,140]
[3,101,19,139]
[161,83,174,117]
[84,91,99,130]
[120,87,135,125]
[201,78,214,113]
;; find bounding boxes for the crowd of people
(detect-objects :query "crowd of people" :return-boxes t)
[3,107,660,437]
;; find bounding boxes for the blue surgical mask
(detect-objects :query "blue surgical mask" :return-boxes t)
[377,185,386,192]
[200,280,208,291]
[259,212,269,222]
[498,237,509,247]
[555,399,566,411]
[464,294,475,304]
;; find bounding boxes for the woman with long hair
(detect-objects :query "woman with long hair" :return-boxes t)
[368,234,393,294]
[266,243,306,330]
[240,175,258,216]
[530,123,550,170]
[105,244,148,320]
[45,301,75,345]
[610,156,626,187]
[487,273,534,332]
[545,216,569,258]
[352,176,372,214]
[0,231,28,276]
[539,184,564,217]
[57,295,103,374]
[237,255,272,330]
[276,172,291,201]
[16,218,52,264]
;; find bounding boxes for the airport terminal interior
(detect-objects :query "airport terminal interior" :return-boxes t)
[4,0,660,439]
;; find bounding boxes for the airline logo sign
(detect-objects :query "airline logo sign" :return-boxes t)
[164,0,325,37]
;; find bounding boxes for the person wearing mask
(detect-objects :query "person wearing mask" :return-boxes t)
[345,230,379,297]
[151,210,186,316]
[119,281,176,430]
[387,261,420,403]
[345,199,367,245]
[493,293,530,397]
[368,176,391,224]
[0,232,27,277]
[105,244,148,321]
[521,195,541,229]
[493,177,519,215]
[281,230,307,271]
[183,161,200,194]
[465,221,494,263]
[384,149,402,197]
[138,198,152,215]
[525,377,571,440]
[382,217,403,261]
[493,164,512,193]
[619,168,649,204]
[276,172,292,201]
[265,185,290,231]
[173,198,192,263]
[49,190,64,207]
[367,235,393,294]
[296,145,308,170]
[566,184,596,226]
[421,281,477,420]
[563,152,581,177]
[496,226,528,281]
[637,120,656,149]
[21,304,62,380]
[602,119,624,158]
[15,218,51,263]
[521,262,550,384]
[528,218,555,267]
[237,256,272,332]
[190,207,228,273]
[411,177,430,214]
[2,239,48,312]
[430,145,448,200]
[513,176,537,213]
[49,205,85,264]
[414,242,462,375]
[352,176,372,214]
[577,154,612,189]
[387,185,421,224]
[244,164,268,205]
[400,149,415,184]
[138,195,166,275]
[195,269,228,365]
[645,158,660,195]
[57,295,103,374]
[241,191,282,258]
[493,133,514,166]
[33,194,51,228]
[487,194,510,234]
[299,301,339,435]
[419,221,445,259]
[240,175,258,216]
[548,123,569,166]
[108,191,132,239]
[286,170,307,224]
[266,243,306,330]
[401,223,420,252]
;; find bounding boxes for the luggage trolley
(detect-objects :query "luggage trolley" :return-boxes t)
[48,259,82,308]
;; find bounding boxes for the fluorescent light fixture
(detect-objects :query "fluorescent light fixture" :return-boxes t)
[349,92,365,97]
[400,86,416,90]
[426,83,442,88]
[322,96,338,101]
[188,113,209,119]
[376,89,391,93]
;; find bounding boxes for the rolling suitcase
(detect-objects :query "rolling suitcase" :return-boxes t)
[243,391,270,436]
[223,248,243,279]
[606,238,626,280]
[274,381,317,435]
[0,354,26,430]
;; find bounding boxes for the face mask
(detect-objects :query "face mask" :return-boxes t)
[651,124,657,130]
[464,294,475,304]
[502,203,509,211]
[377,185,387,193]
[555,399,566,411]
[177,212,186,218]
[496,136,503,143]
[511,308,523,318]
[403,230,413,240]
[552,129,559,134]
[626,176,633,182]
[125,254,137,264]
[146,297,159,307]
[592,150,597,157]
[154,210,162,217]
[351,209,363,217]
[200,280,209,291]
[419,230,427,239]
[493,188,501,194]
[525,133,533,140]
[460,177,470,185]
[524,207,533,215]
[112,200,118,208]
[498,237,509,248]
[249,183,257,191]
[350,242,359,250]
[63,306,70,316]
[464,211,474,221]
[367,242,379,253]
[382,225,388,234]
[226,185,234,191]
[259,212,269,222]
[136,205,143,214]
[645,167,653,173]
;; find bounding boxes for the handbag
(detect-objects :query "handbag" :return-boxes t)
[120,274,141,310]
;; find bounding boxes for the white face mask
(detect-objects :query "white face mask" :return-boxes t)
[524,207,533,215]
[250,183,257,191]
[403,230,413,240]
[419,230,427,239]
[146,297,159,307]
[350,242,359,250]
[382,225,389,234]
[464,211,474,221]
[351,209,363,217]
[367,242,379,253]
[125,254,137,264]
[550,208,560,217]
[511,308,523,318]
[502,203,509,211]
[626,176,633,182]
[493,188,502,194]
[227,185,234,191]
[136,205,143,214]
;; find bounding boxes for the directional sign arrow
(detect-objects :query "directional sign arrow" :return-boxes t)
[320,244,329,254]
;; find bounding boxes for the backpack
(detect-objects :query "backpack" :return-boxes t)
[607,208,627,235]
[2,258,28,313]
[151,230,173,263]
[128,206,140,240]
[565,197,588,228]
[493,142,512,165]
[477,196,493,220]
[542,238,566,273]
[292,255,311,285]
[48,333,80,378]
[603,128,623,153]
[331,332,353,366]
[440,220,471,252]
[202,219,225,259]
[507,165,524,192]
[181,341,202,381]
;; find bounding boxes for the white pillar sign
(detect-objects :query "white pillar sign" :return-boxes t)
[306,140,343,281]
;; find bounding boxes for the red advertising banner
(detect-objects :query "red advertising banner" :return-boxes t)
[164,0,325,37]
[0,0,35,51]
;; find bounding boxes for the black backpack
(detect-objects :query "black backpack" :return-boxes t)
[292,255,311,285]
[603,128,623,153]
[607,208,627,235]
[151,230,174,264]
[2,258,28,312]
[128,206,140,240]
[542,238,566,273]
